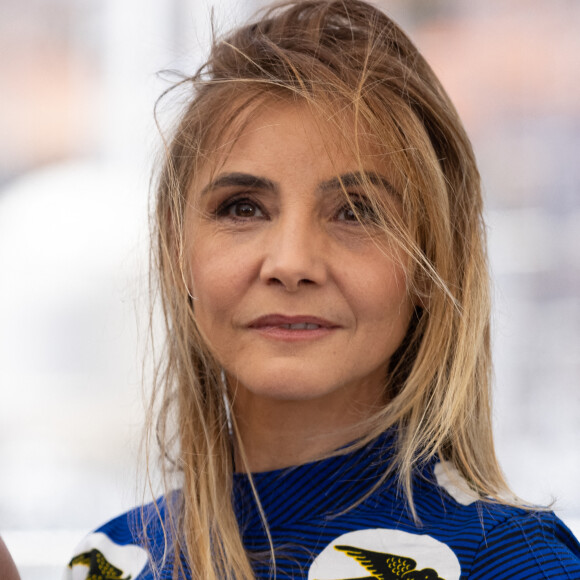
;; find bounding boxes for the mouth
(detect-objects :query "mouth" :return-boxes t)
[247,314,339,340]
[277,322,322,330]
[249,314,337,328]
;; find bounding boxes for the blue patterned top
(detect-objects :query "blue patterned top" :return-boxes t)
[66,432,580,579]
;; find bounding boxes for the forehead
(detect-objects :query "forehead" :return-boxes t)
[192,98,392,192]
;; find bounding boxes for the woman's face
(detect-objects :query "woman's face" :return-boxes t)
[184,102,414,411]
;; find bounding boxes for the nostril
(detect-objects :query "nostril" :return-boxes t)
[259,235,327,289]
[298,278,315,286]
[266,276,315,291]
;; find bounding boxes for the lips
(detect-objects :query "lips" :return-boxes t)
[247,314,339,341]
[248,314,337,329]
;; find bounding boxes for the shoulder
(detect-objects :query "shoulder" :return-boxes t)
[65,499,171,580]
[428,461,580,578]
[467,509,580,579]
[0,537,20,580]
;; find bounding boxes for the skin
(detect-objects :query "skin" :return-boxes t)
[185,103,414,471]
[0,537,20,580]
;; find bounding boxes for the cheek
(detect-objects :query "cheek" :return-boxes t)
[351,258,413,340]
[189,258,229,315]
[187,241,251,326]
[349,257,410,310]
[188,266,231,355]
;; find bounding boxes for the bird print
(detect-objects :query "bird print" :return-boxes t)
[68,548,131,580]
[330,545,445,580]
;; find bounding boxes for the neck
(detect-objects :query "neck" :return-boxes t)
[232,388,383,473]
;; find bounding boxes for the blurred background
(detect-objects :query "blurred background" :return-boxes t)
[0,0,578,578]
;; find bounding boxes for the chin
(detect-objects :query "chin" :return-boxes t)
[230,369,379,407]
[235,379,326,402]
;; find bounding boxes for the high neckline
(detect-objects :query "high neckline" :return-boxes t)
[233,430,398,530]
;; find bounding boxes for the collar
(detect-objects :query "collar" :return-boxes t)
[233,430,398,531]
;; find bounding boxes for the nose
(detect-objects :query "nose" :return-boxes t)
[259,215,327,291]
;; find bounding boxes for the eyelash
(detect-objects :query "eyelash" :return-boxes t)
[213,193,379,224]
[215,195,266,221]
[337,195,379,224]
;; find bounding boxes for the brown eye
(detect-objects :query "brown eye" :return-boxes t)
[231,201,259,217]
[336,196,378,224]
[216,197,265,219]
[338,206,358,221]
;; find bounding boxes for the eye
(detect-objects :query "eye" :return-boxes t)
[336,196,378,224]
[216,196,265,220]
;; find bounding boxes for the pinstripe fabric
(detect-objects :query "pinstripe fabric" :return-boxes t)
[68,432,580,579]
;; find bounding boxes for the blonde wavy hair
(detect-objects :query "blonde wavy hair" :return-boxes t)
[146,1,508,578]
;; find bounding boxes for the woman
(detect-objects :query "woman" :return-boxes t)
[67,1,580,578]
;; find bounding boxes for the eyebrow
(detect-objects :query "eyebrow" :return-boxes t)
[199,172,278,197]
[198,170,398,198]
[318,171,399,198]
